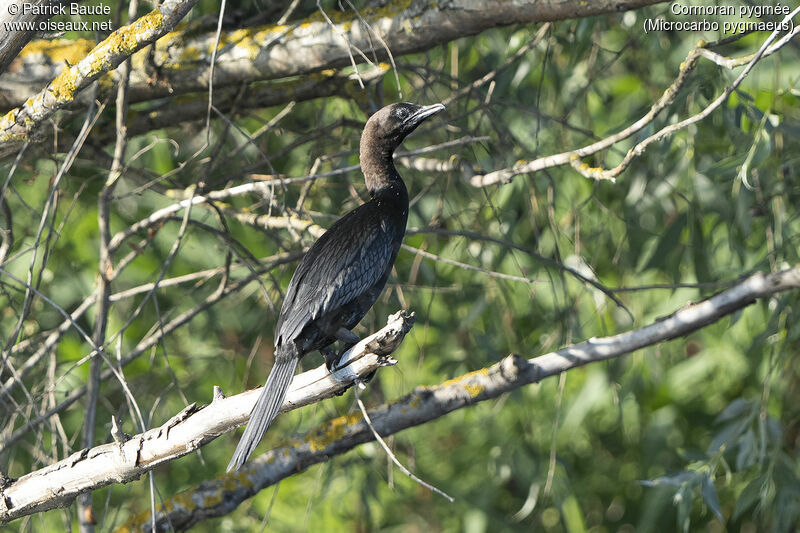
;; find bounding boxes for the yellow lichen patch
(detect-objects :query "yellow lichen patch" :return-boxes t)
[1,109,16,126]
[49,67,79,101]
[225,469,256,488]
[116,490,198,532]
[463,384,485,397]
[441,367,489,388]
[222,472,244,491]
[18,38,94,65]
[0,108,24,141]
[202,491,223,508]
[213,25,291,58]
[131,8,165,37]
[304,412,362,452]
[170,491,197,511]
[0,109,23,141]
[440,368,490,397]
[177,43,203,63]
[95,7,164,66]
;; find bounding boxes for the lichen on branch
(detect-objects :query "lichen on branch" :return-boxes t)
[0,0,199,156]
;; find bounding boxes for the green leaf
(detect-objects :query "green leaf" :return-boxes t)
[643,213,687,272]
[714,398,753,424]
[675,484,692,533]
[701,475,724,523]
[733,474,767,521]
[736,429,757,471]
[561,494,588,533]
[642,471,695,487]
[708,418,749,455]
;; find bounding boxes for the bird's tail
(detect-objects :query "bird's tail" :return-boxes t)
[227,346,299,472]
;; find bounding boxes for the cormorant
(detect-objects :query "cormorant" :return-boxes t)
[228,102,445,471]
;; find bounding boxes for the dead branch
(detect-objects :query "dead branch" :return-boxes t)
[0,0,54,74]
[0,0,199,158]
[2,268,798,526]
[111,268,800,531]
[0,311,416,524]
[0,0,668,155]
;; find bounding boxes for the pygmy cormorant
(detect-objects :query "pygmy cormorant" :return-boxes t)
[228,102,445,471]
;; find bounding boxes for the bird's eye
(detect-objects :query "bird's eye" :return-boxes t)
[395,108,409,120]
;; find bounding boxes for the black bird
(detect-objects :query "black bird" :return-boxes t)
[228,102,445,471]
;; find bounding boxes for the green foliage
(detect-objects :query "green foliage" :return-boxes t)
[1,1,799,531]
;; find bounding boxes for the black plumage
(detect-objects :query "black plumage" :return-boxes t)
[228,102,445,471]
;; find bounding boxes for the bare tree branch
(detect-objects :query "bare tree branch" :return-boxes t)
[116,66,388,141]
[0,0,55,74]
[110,267,800,531]
[0,0,200,158]
[468,11,799,186]
[0,311,416,523]
[0,0,667,154]
[2,269,798,526]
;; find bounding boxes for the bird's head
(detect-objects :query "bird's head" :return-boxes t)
[361,102,445,155]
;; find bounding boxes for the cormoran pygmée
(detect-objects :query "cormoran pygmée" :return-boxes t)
[228,102,445,471]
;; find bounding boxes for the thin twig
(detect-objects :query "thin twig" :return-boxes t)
[353,383,455,502]
[343,0,402,98]
[0,254,299,452]
[442,24,550,107]
[595,10,800,180]
[205,0,227,138]
[316,0,364,89]
[470,9,800,186]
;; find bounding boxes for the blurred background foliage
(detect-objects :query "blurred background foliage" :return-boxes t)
[1,0,799,531]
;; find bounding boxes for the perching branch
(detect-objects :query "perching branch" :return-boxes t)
[0,252,304,454]
[3,269,799,526]
[112,268,800,531]
[0,311,415,524]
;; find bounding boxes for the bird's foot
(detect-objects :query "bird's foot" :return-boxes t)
[321,346,339,371]
[324,329,363,371]
[327,343,354,371]
[335,328,361,345]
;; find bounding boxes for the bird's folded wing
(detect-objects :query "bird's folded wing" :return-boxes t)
[275,203,398,346]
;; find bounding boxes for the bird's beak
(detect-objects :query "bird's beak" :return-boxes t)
[404,103,445,127]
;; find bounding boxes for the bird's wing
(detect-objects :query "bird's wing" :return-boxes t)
[275,203,399,346]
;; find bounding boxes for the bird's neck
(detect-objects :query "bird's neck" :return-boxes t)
[362,150,409,219]
[360,145,400,194]
[370,172,408,211]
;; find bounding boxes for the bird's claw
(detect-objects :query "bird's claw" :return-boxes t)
[321,346,339,371]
